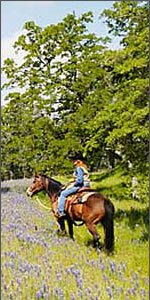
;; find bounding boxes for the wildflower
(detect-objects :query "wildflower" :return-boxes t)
[121,262,126,272]
[86,287,92,295]
[56,272,62,281]
[106,286,113,298]
[118,269,124,280]
[53,287,64,299]
[70,292,76,300]
[109,260,116,273]
[36,290,42,299]
[3,284,8,290]
[76,276,83,289]
[140,288,146,298]
[17,278,21,285]
[100,263,106,271]
[42,283,46,293]
[126,288,131,296]
[96,247,101,255]
[77,290,83,298]
[132,272,138,280]
[131,286,137,296]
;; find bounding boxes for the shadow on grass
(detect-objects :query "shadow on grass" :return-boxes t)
[115,207,149,241]
[94,183,129,201]
[91,171,113,182]
[1,187,10,194]
[91,167,127,182]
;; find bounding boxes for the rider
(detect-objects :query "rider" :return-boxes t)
[57,152,90,218]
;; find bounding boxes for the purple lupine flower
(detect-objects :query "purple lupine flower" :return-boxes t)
[77,290,83,298]
[118,269,124,280]
[42,283,46,293]
[102,274,109,281]
[140,288,146,298]
[70,292,76,300]
[132,272,138,280]
[56,272,62,281]
[3,284,8,291]
[86,287,92,295]
[106,286,113,298]
[131,286,137,296]
[17,278,21,285]
[53,287,64,299]
[96,247,101,255]
[100,262,106,271]
[36,290,43,299]
[72,269,80,277]
[121,262,126,271]
[110,260,116,273]
[76,276,84,289]
[126,288,131,296]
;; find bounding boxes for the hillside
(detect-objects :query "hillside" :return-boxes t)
[1,171,148,300]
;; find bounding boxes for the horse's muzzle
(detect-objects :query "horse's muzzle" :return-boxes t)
[26,188,33,197]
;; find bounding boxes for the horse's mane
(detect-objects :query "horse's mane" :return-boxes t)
[40,174,63,194]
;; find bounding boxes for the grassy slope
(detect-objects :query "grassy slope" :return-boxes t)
[56,167,148,290]
[1,169,148,300]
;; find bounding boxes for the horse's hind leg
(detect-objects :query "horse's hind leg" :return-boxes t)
[86,223,101,249]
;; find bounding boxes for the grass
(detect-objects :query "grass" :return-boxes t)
[1,169,148,300]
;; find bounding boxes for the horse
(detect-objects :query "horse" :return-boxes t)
[26,173,115,253]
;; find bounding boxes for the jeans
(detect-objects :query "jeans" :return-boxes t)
[58,186,80,213]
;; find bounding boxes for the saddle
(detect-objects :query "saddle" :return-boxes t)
[65,188,95,211]
[78,187,90,193]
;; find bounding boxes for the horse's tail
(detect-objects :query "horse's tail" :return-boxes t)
[102,199,115,253]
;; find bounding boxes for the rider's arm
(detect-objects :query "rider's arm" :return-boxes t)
[74,167,84,187]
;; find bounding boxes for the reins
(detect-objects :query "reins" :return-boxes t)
[35,196,51,210]
[35,196,84,226]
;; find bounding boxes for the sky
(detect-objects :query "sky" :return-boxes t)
[1,1,116,104]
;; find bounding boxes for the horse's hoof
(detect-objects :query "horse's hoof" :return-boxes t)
[86,240,93,247]
[98,242,104,249]
[93,240,103,249]
[57,230,67,237]
[61,231,67,236]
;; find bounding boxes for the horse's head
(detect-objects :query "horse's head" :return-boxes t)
[26,173,45,197]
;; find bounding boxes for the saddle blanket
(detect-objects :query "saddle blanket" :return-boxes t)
[67,191,96,204]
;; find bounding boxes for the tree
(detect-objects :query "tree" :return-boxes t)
[2,2,148,184]
[2,12,109,178]
[85,1,148,173]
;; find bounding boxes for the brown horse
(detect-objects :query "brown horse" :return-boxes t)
[26,173,115,252]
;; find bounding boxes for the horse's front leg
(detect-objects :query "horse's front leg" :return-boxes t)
[52,202,67,236]
[66,217,74,240]
[57,218,67,236]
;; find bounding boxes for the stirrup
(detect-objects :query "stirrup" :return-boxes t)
[57,211,66,218]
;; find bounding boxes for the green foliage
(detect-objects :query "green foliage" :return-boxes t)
[87,1,148,174]
[91,167,131,201]
[2,2,149,184]
[135,174,148,203]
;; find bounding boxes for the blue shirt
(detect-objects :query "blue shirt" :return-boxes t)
[74,167,84,187]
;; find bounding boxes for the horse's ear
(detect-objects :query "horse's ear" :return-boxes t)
[34,171,39,177]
